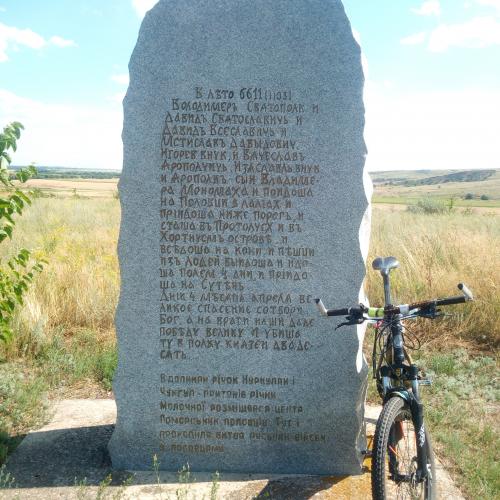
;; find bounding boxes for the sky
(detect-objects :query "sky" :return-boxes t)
[0,0,499,171]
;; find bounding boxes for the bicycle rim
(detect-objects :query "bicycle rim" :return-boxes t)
[372,397,436,500]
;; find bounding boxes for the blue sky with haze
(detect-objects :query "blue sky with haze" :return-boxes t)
[1,0,499,171]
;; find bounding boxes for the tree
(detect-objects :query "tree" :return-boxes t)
[0,122,45,343]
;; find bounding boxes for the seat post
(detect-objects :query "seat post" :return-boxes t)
[372,256,399,306]
[382,272,392,306]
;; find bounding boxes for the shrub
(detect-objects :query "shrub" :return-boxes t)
[0,122,45,344]
[407,198,449,215]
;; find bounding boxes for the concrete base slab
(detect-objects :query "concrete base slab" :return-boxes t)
[2,400,463,499]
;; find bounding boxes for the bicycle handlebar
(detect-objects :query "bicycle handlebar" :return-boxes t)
[315,283,473,320]
[406,283,473,312]
[315,299,351,317]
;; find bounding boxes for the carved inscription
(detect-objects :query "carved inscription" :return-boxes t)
[158,87,322,453]
[158,373,327,453]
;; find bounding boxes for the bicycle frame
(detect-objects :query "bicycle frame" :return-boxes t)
[376,280,429,482]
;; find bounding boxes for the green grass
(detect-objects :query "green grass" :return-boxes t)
[419,349,500,499]
[0,363,48,462]
[364,342,500,499]
[0,328,117,464]
[34,329,117,391]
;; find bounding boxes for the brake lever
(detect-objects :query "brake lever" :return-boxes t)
[335,316,365,330]
[419,307,448,319]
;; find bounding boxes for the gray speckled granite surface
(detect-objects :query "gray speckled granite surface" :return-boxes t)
[109,0,371,474]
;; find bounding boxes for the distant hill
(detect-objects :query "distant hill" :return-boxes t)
[371,169,497,186]
[412,170,496,185]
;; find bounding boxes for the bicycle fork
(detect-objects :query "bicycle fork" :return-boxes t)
[409,394,428,482]
[389,319,429,483]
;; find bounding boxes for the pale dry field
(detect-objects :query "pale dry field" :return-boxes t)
[22,178,119,198]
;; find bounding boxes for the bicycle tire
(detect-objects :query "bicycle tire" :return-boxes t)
[371,397,436,500]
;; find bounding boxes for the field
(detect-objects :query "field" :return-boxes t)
[0,172,499,498]
[23,178,119,198]
[371,169,500,207]
[22,168,500,207]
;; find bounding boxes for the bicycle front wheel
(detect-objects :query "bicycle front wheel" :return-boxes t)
[371,396,436,500]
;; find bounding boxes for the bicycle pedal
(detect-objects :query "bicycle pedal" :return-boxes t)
[418,379,432,386]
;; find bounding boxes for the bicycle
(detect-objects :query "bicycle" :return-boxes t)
[315,256,473,500]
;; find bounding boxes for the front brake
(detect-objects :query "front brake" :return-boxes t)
[335,305,366,330]
[335,317,365,330]
[419,305,445,319]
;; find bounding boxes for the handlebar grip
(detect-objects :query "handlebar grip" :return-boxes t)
[435,295,466,306]
[315,298,328,316]
[458,283,474,301]
[327,307,351,317]
[314,299,350,317]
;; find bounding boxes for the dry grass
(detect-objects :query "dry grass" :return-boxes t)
[3,197,498,353]
[3,197,119,359]
[367,207,499,349]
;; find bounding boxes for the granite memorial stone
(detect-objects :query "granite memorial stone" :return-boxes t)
[109,0,371,474]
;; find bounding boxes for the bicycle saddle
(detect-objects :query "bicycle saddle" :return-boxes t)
[372,256,399,275]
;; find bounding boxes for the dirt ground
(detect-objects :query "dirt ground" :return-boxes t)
[3,400,465,499]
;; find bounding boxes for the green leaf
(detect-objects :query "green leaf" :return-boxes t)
[1,151,12,164]
[0,172,11,188]
[3,224,13,239]
[17,191,32,206]
[12,121,24,135]
[3,212,15,224]
[10,194,24,207]
[0,326,13,344]
[15,167,36,184]
[10,194,24,214]
[16,171,27,183]
[18,248,30,261]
